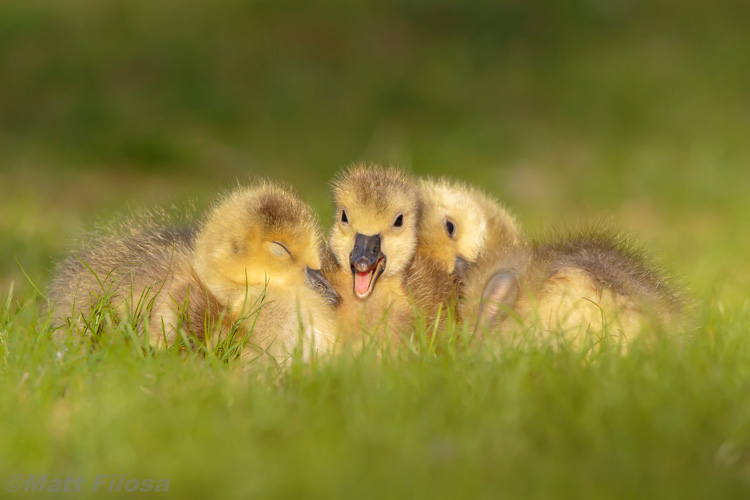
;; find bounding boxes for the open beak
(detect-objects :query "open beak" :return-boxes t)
[305,267,341,307]
[349,233,386,299]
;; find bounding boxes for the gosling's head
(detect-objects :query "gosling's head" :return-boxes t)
[418,177,522,279]
[418,177,488,274]
[194,181,337,304]
[329,165,421,300]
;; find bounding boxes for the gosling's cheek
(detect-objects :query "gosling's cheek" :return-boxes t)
[342,235,359,256]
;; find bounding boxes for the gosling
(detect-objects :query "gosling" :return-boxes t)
[415,179,685,347]
[49,181,340,365]
[417,176,524,278]
[324,165,454,343]
[463,229,687,349]
[416,176,527,326]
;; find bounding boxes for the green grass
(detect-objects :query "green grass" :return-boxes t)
[2,291,750,499]
[2,0,750,497]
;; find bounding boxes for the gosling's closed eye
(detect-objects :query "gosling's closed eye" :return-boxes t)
[269,241,291,257]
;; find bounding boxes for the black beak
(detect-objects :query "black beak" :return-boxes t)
[454,256,470,282]
[305,267,341,307]
[349,233,384,272]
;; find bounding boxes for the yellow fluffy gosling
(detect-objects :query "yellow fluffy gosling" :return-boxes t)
[324,165,454,344]
[50,181,339,365]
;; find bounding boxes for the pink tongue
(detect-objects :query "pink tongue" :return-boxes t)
[355,271,372,295]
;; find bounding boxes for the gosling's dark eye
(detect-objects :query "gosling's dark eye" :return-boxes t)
[445,219,457,239]
[394,214,404,227]
[341,210,348,224]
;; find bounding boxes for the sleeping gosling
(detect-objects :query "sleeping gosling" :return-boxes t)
[49,181,339,365]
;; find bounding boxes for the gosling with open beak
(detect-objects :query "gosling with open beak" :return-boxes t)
[350,233,386,299]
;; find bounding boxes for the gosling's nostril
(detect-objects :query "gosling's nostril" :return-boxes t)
[355,260,369,272]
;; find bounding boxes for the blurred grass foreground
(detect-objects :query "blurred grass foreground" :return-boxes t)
[1,0,750,498]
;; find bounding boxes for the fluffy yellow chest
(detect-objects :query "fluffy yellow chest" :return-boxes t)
[329,267,413,344]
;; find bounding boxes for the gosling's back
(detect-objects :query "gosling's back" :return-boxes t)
[49,225,205,337]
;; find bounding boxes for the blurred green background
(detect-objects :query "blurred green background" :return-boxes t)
[1,0,748,306]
